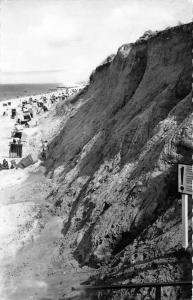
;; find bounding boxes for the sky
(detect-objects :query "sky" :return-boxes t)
[0,0,192,84]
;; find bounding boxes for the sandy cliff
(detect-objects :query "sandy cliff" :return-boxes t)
[45,23,192,299]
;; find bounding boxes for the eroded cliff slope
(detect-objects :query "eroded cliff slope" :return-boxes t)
[47,23,192,299]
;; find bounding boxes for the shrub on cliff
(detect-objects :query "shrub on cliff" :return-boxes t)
[137,29,158,42]
[89,54,115,83]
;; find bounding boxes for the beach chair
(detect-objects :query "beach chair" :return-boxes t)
[9,143,23,158]
[11,108,17,119]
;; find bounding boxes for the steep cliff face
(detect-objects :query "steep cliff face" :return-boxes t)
[47,23,192,299]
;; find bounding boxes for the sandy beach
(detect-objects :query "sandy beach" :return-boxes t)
[0,92,90,300]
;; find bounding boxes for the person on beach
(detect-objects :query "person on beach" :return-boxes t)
[41,148,46,159]
[43,140,49,151]
[2,159,9,169]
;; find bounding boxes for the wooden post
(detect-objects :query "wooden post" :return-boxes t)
[182,194,188,249]
[155,286,161,300]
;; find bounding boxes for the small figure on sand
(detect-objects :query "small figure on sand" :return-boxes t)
[41,140,49,160]
[41,148,47,159]
[3,159,9,169]
[0,159,9,170]
[44,140,49,151]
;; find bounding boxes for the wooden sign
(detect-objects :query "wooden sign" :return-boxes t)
[178,164,192,249]
[178,164,193,196]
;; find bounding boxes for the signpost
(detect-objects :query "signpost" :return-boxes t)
[178,164,192,249]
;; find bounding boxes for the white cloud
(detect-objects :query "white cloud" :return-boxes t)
[106,2,177,37]
[29,13,82,45]
[0,0,191,84]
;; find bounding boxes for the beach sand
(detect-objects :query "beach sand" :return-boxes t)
[0,94,90,300]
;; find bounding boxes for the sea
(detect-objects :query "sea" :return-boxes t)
[0,84,60,102]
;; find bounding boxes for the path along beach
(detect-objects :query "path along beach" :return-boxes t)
[0,90,92,300]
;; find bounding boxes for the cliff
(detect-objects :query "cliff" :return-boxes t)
[46,23,192,299]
